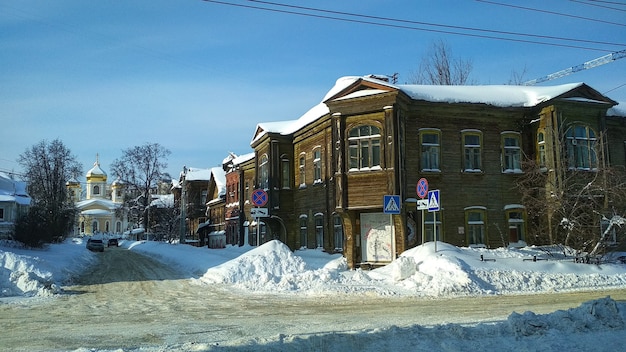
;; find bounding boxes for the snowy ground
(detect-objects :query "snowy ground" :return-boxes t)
[2,238,626,350]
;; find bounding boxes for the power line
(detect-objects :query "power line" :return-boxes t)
[476,0,626,26]
[570,0,626,12]
[202,0,624,52]
[249,0,625,47]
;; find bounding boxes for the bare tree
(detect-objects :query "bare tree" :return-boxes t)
[15,139,82,245]
[507,65,529,85]
[516,134,626,256]
[408,39,473,85]
[110,143,171,231]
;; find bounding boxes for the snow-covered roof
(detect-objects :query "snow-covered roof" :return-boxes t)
[184,167,212,182]
[75,198,118,210]
[608,102,626,117]
[397,82,585,107]
[0,172,31,205]
[251,76,615,145]
[232,152,255,166]
[210,167,226,197]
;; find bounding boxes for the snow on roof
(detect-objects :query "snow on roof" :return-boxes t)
[0,172,31,205]
[211,167,227,197]
[608,102,626,117]
[396,82,585,107]
[184,167,212,181]
[232,152,255,166]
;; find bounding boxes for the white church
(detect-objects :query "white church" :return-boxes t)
[67,155,128,236]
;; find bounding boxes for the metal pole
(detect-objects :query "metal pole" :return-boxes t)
[434,211,437,252]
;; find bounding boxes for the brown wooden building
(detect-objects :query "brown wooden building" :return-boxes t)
[209,76,625,268]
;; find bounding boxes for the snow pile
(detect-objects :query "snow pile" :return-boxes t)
[0,238,95,297]
[3,238,626,299]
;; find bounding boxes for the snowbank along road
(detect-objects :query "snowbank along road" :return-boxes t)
[1,247,625,351]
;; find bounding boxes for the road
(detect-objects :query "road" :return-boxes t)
[1,247,625,351]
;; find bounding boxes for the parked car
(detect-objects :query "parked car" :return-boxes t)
[86,238,105,252]
[107,238,119,247]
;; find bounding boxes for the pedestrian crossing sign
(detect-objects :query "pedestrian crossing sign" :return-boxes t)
[383,195,401,214]
[427,190,440,212]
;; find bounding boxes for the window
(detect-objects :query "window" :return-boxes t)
[424,212,442,242]
[201,190,208,205]
[93,185,100,195]
[259,154,269,189]
[0,208,4,221]
[333,215,344,252]
[348,125,381,170]
[420,129,441,171]
[506,207,526,244]
[116,221,122,233]
[299,154,306,187]
[315,214,324,249]
[465,207,486,246]
[502,132,522,173]
[565,125,598,170]
[462,130,482,172]
[92,221,98,233]
[299,215,308,249]
[105,221,110,233]
[245,181,250,203]
[537,131,546,168]
[281,155,290,189]
[313,148,322,183]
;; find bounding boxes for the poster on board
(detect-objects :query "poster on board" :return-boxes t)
[360,212,394,263]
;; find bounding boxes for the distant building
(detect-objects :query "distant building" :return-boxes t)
[0,172,31,238]
[69,155,128,236]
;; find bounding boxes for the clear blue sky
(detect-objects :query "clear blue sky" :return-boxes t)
[1,0,625,180]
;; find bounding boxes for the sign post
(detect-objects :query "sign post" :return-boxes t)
[416,178,429,245]
[427,189,440,252]
[251,189,268,246]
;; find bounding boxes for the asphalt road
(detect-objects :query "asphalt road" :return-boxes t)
[1,247,625,351]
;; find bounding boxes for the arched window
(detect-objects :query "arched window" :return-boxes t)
[93,185,100,195]
[299,154,306,187]
[314,213,324,249]
[505,206,526,244]
[116,221,122,233]
[281,154,290,189]
[565,124,598,170]
[462,130,482,172]
[333,214,344,252]
[419,128,441,171]
[313,148,322,183]
[501,132,522,173]
[465,206,486,246]
[105,221,110,233]
[299,215,308,249]
[348,125,381,170]
[92,221,98,233]
[259,154,269,189]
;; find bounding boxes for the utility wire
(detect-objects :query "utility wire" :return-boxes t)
[570,0,626,12]
[476,0,626,26]
[249,0,625,47]
[202,0,623,52]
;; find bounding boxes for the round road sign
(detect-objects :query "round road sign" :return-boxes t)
[416,178,429,199]
[251,189,268,207]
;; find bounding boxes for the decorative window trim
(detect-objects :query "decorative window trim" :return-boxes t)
[419,128,442,172]
[565,124,598,171]
[298,153,306,188]
[348,124,382,171]
[313,147,323,184]
[501,131,522,174]
[259,154,269,190]
[465,207,486,247]
[461,130,483,173]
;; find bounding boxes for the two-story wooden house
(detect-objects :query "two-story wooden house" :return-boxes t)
[239,75,624,268]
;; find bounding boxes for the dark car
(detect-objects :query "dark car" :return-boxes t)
[107,238,119,247]
[86,238,105,252]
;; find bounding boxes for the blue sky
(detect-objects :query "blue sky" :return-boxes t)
[1,0,625,181]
